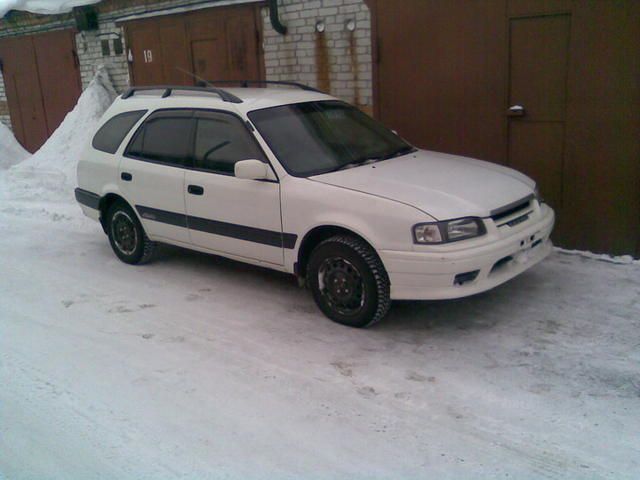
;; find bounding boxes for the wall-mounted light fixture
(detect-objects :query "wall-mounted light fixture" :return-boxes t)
[345,19,356,32]
[315,20,326,33]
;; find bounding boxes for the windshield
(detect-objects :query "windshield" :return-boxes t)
[248,101,415,177]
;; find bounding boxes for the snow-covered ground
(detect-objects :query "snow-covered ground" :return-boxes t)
[1,71,639,479]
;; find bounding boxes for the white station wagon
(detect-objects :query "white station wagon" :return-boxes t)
[76,83,555,327]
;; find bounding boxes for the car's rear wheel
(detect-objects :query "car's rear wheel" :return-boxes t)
[306,235,391,328]
[106,201,156,265]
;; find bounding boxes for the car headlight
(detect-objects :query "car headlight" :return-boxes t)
[413,218,486,244]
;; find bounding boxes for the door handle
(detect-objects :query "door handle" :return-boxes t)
[507,105,526,117]
[188,185,204,195]
[121,172,132,181]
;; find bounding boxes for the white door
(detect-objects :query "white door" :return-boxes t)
[118,109,192,243]
[184,110,285,265]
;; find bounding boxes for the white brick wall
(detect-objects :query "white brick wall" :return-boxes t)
[75,21,130,93]
[0,70,8,127]
[261,0,373,108]
[0,0,373,129]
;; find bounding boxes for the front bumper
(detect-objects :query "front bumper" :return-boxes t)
[380,205,555,300]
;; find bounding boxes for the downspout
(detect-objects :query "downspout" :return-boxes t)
[268,0,287,35]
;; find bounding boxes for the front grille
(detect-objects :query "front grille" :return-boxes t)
[491,194,534,227]
[506,214,529,227]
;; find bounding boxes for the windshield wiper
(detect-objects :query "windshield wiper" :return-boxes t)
[327,146,416,173]
[370,145,417,161]
[331,158,378,172]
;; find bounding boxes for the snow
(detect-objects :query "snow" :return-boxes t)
[0,122,29,169]
[556,247,640,266]
[0,0,99,17]
[2,65,115,205]
[1,72,639,478]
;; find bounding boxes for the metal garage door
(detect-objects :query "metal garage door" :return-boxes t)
[370,0,639,255]
[0,29,82,152]
[122,4,263,87]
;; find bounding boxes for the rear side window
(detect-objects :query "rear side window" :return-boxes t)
[126,110,193,166]
[92,110,147,154]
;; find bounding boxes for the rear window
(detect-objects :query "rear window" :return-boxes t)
[92,110,147,154]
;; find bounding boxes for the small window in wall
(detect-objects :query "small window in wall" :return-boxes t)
[126,110,193,166]
[92,110,147,154]
[101,39,110,56]
[194,111,266,175]
[113,37,124,55]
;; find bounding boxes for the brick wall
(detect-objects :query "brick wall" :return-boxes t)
[261,0,373,110]
[0,70,9,127]
[74,20,130,93]
[0,0,373,129]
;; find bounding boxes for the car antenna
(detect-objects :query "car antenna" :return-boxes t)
[176,67,212,87]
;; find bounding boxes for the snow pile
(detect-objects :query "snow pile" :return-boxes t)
[0,121,29,169]
[4,66,116,203]
[556,247,640,265]
[0,0,99,17]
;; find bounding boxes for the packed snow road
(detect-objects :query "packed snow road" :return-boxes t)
[1,200,639,479]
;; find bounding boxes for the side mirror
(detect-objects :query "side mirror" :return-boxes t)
[234,159,275,181]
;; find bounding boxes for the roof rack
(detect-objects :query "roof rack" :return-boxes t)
[121,85,243,103]
[199,79,322,93]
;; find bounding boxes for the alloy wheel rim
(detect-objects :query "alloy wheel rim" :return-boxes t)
[111,211,138,255]
[318,256,365,316]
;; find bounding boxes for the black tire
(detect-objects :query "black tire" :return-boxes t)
[306,235,391,328]
[106,201,157,265]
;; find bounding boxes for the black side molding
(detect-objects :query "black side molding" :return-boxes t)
[187,215,297,249]
[135,204,297,249]
[136,205,188,228]
[75,188,100,209]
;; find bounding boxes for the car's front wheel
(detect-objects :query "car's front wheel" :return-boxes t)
[306,235,391,328]
[106,201,157,265]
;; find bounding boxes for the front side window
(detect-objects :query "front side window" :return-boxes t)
[126,110,193,166]
[248,101,414,177]
[92,110,147,154]
[193,111,266,175]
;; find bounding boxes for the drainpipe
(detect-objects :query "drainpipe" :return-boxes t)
[268,0,287,35]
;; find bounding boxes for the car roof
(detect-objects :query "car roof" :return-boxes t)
[107,86,336,118]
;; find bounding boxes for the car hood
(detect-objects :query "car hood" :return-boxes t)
[310,149,535,220]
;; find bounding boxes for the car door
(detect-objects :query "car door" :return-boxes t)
[184,110,284,266]
[119,109,193,244]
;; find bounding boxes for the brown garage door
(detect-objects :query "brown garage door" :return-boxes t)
[0,29,82,152]
[122,4,263,87]
[371,0,640,256]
